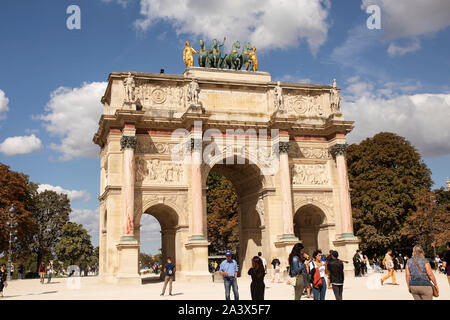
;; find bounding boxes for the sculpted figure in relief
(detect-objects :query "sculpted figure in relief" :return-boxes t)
[274,83,284,113]
[187,78,200,108]
[292,164,329,185]
[330,79,341,112]
[123,72,136,103]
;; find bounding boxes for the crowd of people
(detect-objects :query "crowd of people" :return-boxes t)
[1,242,448,300]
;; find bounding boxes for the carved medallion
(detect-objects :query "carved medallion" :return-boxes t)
[151,87,167,104]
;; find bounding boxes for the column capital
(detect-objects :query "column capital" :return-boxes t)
[329,143,348,158]
[120,136,137,150]
[278,141,291,154]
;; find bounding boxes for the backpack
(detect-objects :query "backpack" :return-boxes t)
[310,262,323,289]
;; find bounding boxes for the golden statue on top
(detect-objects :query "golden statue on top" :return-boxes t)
[183,41,198,68]
[183,38,260,71]
[247,46,258,71]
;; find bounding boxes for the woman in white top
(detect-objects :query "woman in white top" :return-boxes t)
[309,250,327,300]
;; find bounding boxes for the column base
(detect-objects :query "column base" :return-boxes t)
[333,237,360,275]
[189,234,208,242]
[339,233,358,240]
[185,238,210,277]
[274,234,300,245]
[115,239,140,286]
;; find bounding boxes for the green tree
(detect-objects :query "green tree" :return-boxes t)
[346,132,433,254]
[55,222,94,266]
[206,173,239,254]
[28,190,71,268]
[139,253,154,268]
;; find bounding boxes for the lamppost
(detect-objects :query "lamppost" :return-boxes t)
[6,205,18,281]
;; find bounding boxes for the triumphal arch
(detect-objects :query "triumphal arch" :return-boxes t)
[94,64,359,284]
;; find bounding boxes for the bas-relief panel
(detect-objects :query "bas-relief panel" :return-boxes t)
[133,82,185,111]
[136,158,184,184]
[291,164,329,186]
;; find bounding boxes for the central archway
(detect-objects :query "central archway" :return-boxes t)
[203,155,267,274]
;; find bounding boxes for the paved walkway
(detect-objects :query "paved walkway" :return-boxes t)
[2,271,449,300]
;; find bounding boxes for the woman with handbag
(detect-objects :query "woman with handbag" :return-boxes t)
[406,245,439,300]
[288,243,307,300]
[309,250,327,300]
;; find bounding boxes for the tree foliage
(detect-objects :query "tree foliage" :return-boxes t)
[346,132,433,254]
[0,163,36,255]
[28,190,71,266]
[55,222,94,266]
[139,252,154,268]
[206,173,239,254]
[402,190,450,252]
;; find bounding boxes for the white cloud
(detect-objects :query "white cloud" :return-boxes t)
[0,89,9,120]
[361,0,450,40]
[387,39,421,57]
[71,208,100,247]
[38,82,107,161]
[0,134,43,156]
[135,0,331,54]
[342,78,450,157]
[37,184,91,202]
[140,214,161,242]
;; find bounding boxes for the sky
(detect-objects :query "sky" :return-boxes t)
[0,0,449,255]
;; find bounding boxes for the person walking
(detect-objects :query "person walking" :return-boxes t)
[219,251,239,300]
[257,252,267,274]
[327,250,344,300]
[288,243,308,300]
[381,249,399,285]
[353,250,361,277]
[248,256,265,300]
[47,262,53,283]
[406,245,439,300]
[309,250,327,300]
[18,264,24,280]
[443,242,450,284]
[38,261,47,284]
[160,257,176,296]
[9,263,14,279]
[398,254,405,272]
[0,264,7,297]
[271,257,281,283]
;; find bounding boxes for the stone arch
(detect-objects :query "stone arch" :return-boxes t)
[201,149,273,189]
[293,203,330,256]
[135,202,181,273]
[201,151,270,274]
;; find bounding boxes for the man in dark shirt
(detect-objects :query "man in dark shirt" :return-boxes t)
[327,251,344,300]
[443,242,450,285]
[161,258,176,296]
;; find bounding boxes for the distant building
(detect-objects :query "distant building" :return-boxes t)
[446,178,450,191]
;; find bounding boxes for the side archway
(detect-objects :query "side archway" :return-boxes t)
[135,202,181,276]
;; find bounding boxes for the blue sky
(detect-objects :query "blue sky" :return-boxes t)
[0,0,449,254]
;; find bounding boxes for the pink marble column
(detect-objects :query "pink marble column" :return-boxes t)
[330,144,354,237]
[121,135,137,238]
[279,141,295,238]
[191,138,205,240]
